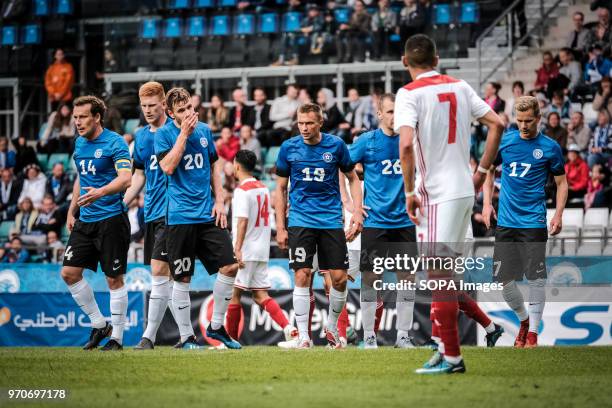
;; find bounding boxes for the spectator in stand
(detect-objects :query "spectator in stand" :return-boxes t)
[191,94,207,123]
[588,109,612,167]
[549,89,572,122]
[565,144,590,201]
[585,7,611,55]
[32,195,63,237]
[14,136,39,176]
[344,88,367,136]
[216,126,241,162]
[584,44,612,93]
[44,230,64,263]
[566,11,590,55]
[297,88,312,105]
[301,4,325,56]
[336,0,371,62]
[546,111,568,149]
[39,102,75,154]
[585,163,608,208]
[229,88,253,134]
[534,51,559,94]
[271,0,303,66]
[558,47,584,96]
[44,49,75,109]
[247,87,272,139]
[18,164,46,208]
[1,237,29,264]
[0,136,16,171]
[239,125,262,167]
[104,105,124,135]
[206,94,230,136]
[10,197,40,244]
[483,82,506,114]
[45,162,71,209]
[371,0,399,60]
[320,3,339,54]
[593,75,612,118]
[536,93,551,130]
[505,81,525,123]
[0,169,21,221]
[400,0,426,44]
[317,88,350,140]
[568,111,593,154]
[267,84,301,146]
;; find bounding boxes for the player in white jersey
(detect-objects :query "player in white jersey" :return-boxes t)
[225,150,298,343]
[395,34,504,374]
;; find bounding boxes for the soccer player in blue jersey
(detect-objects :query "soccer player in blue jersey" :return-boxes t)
[347,93,417,349]
[483,96,568,348]
[122,82,176,350]
[155,87,240,350]
[60,95,132,351]
[275,103,364,349]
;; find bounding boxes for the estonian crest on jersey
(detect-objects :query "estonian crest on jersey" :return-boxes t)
[94,148,103,159]
[322,152,333,163]
[533,149,543,159]
[200,137,208,148]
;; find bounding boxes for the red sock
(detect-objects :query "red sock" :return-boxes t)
[432,289,460,358]
[374,299,384,333]
[338,306,348,338]
[458,291,492,329]
[226,303,242,340]
[308,278,315,339]
[430,304,440,340]
[262,297,289,328]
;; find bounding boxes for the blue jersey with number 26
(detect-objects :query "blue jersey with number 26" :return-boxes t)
[276,133,354,229]
[496,130,565,229]
[154,120,218,226]
[73,129,132,223]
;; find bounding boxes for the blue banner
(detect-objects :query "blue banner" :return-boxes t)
[0,292,144,346]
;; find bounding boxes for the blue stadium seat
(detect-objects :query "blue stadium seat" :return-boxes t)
[235,14,255,35]
[164,17,182,38]
[258,12,278,34]
[434,4,452,25]
[56,0,73,15]
[334,7,351,24]
[124,119,140,135]
[211,15,230,36]
[1,26,17,46]
[168,0,191,9]
[141,19,159,39]
[194,0,215,8]
[33,0,50,16]
[187,16,206,37]
[460,2,479,24]
[275,0,287,4]
[281,11,301,33]
[218,0,237,7]
[22,24,41,45]
[0,221,14,241]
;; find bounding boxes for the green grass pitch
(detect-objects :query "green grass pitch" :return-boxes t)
[1,346,611,408]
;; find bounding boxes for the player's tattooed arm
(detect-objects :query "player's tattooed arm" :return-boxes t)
[275,176,289,250]
[344,169,364,242]
[123,168,145,206]
[66,175,80,231]
[550,174,568,236]
[399,125,423,225]
[482,165,497,230]
[211,159,227,228]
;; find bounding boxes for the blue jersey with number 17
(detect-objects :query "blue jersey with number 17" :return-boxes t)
[496,130,565,229]
[133,118,169,223]
[349,128,413,229]
[276,133,354,229]
[73,129,132,223]
[154,120,217,226]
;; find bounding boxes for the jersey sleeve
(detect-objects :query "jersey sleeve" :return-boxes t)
[338,140,355,173]
[154,126,173,159]
[393,87,418,133]
[203,125,218,163]
[466,83,492,119]
[132,130,145,170]
[112,137,132,173]
[232,188,250,219]
[548,142,566,176]
[275,142,290,178]
[349,133,366,164]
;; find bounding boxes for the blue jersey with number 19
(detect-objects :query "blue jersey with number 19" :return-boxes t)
[154,120,217,226]
[496,130,565,229]
[133,119,169,223]
[276,133,354,229]
[349,128,413,229]
[73,129,132,223]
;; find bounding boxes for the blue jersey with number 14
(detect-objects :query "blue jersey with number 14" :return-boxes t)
[276,133,354,229]
[496,130,565,229]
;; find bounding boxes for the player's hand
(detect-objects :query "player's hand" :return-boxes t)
[346,208,364,242]
[482,204,497,229]
[212,200,227,229]
[406,195,423,225]
[77,187,104,207]
[549,214,563,235]
[66,212,75,232]
[181,111,198,136]
[472,171,486,191]
[276,227,288,250]
[235,249,245,269]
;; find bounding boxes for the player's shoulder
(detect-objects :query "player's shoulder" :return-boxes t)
[195,121,212,134]
[499,129,520,148]
[322,132,346,147]
[236,179,267,192]
[539,133,564,154]
[402,74,464,92]
[101,128,127,148]
[134,124,151,139]
[357,129,378,142]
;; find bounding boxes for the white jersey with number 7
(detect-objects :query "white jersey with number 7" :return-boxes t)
[394,70,492,206]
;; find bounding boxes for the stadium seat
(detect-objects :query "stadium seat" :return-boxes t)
[559,208,583,237]
[127,40,153,70]
[141,19,160,40]
[168,0,191,10]
[434,4,452,25]
[22,24,41,45]
[282,12,302,33]
[583,208,608,238]
[211,15,230,36]
[265,146,280,166]
[152,39,175,70]
[56,0,73,15]
[248,35,272,66]
[176,38,200,68]
[258,13,279,34]
[224,37,248,67]
[37,153,49,172]
[334,8,351,24]
[459,2,479,24]
[164,18,182,38]
[1,26,17,46]
[194,0,215,8]
[49,153,71,170]
[0,221,14,240]
[0,48,12,75]
[200,37,223,67]
[33,0,51,16]
[187,16,206,37]
[235,14,255,35]
[124,119,140,135]
[14,46,40,75]
[218,0,237,7]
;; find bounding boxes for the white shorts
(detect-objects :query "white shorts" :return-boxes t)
[235,261,271,290]
[416,196,474,256]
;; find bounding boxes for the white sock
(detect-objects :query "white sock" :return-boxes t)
[444,354,462,364]
[293,286,310,340]
[396,289,415,336]
[110,286,128,344]
[211,273,235,330]
[528,278,546,333]
[327,287,347,333]
[502,281,528,321]
[360,284,377,333]
[143,276,170,343]
[68,279,106,329]
[484,322,496,333]
[167,280,177,323]
[172,281,194,342]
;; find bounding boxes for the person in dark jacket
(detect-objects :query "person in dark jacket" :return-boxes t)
[317,88,350,140]
[45,162,72,207]
[0,168,22,221]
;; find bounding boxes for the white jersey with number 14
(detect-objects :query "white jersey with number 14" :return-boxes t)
[231,178,271,262]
